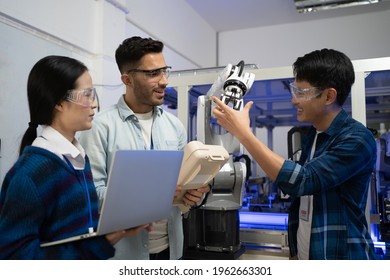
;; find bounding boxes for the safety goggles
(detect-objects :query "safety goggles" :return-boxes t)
[289,83,324,101]
[127,66,171,83]
[65,87,97,107]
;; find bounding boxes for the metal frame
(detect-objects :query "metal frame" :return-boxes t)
[169,57,390,132]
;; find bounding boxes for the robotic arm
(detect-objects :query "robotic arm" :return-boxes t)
[183,61,255,257]
[199,60,255,210]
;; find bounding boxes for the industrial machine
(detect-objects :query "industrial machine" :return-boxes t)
[182,61,255,259]
[167,59,390,260]
[374,132,390,257]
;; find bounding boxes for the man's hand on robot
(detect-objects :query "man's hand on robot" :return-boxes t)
[222,60,255,110]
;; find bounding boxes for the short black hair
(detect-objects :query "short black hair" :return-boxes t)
[115,36,164,73]
[293,48,355,106]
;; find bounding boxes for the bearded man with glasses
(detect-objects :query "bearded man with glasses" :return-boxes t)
[79,36,209,260]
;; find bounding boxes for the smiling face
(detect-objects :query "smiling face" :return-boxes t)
[291,80,328,129]
[123,52,169,113]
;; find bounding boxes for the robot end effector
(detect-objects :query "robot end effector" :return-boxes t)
[221,60,255,110]
[200,60,255,151]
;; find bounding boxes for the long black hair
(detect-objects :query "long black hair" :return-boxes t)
[19,55,88,155]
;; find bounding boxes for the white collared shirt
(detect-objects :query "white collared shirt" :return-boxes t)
[32,126,86,170]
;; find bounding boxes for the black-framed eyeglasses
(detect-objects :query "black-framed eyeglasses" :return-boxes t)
[127,66,172,82]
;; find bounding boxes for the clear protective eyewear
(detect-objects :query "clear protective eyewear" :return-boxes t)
[65,87,97,107]
[127,66,172,82]
[289,83,323,101]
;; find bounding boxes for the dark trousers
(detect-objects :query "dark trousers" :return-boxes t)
[149,247,170,260]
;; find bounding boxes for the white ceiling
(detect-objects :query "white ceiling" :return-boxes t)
[185,0,390,32]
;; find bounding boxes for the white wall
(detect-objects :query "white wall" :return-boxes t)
[218,8,390,68]
[0,0,215,182]
[125,0,217,68]
[0,0,100,53]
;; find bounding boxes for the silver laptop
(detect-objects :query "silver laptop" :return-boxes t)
[41,150,184,247]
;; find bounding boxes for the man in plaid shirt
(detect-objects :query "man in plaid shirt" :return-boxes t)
[212,49,376,260]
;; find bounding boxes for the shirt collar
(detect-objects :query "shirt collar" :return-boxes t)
[322,109,349,137]
[303,109,349,149]
[32,125,86,169]
[117,95,163,122]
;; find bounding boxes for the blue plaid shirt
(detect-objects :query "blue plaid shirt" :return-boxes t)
[275,110,377,259]
[0,147,115,259]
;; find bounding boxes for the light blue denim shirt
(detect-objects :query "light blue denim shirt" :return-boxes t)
[79,95,187,259]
